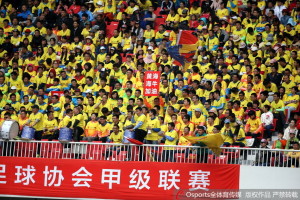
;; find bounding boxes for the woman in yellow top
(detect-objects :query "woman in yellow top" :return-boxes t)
[11,29,21,47]
[166,8,180,28]
[206,116,216,135]
[143,24,155,43]
[81,22,92,38]
[83,36,96,53]
[155,25,167,41]
[246,27,257,45]
[41,47,57,67]
[82,63,95,79]
[177,1,189,16]
[46,68,56,85]
[84,113,100,142]
[57,22,71,40]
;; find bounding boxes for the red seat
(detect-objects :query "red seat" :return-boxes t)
[153,8,161,17]
[83,142,106,160]
[22,142,37,157]
[49,91,64,99]
[175,153,187,163]
[113,151,127,161]
[292,104,300,113]
[261,118,278,139]
[106,23,119,38]
[208,155,228,164]
[49,143,63,159]
[14,142,26,157]
[154,17,166,30]
[40,140,51,158]
[187,154,197,163]
[223,147,240,162]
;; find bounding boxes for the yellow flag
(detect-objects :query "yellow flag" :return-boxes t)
[184,134,224,156]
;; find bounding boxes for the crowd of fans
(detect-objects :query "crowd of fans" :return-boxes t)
[0,0,300,165]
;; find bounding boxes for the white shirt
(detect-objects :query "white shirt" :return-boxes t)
[260,111,273,126]
[283,127,298,140]
[274,5,286,19]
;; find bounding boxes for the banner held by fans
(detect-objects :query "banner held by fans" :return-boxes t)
[144,71,161,96]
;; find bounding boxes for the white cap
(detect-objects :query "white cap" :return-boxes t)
[202,26,207,29]
[147,46,154,51]
[231,16,238,19]
[164,32,170,36]
[86,36,93,40]
[96,1,103,6]
[239,42,246,49]
[203,56,208,60]
[100,46,106,50]
[133,7,139,12]
[282,43,287,46]
[85,89,93,93]
[266,42,272,46]
[11,86,17,90]
[75,45,82,49]
[251,46,258,51]
[270,59,277,64]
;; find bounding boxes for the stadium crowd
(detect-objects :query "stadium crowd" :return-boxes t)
[0,0,300,165]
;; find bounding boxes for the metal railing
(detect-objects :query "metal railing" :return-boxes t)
[0,140,300,168]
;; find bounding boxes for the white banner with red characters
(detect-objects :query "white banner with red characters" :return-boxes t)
[0,157,240,200]
[144,71,161,96]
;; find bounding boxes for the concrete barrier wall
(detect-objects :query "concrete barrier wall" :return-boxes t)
[240,166,300,189]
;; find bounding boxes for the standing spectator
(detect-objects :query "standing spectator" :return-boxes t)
[78,5,94,22]
[286,143,300,167]
[161,122,178,162]
[274,0,286,19]
[68,0,81,14]
[255,139,271,166]
[17,4,32,21]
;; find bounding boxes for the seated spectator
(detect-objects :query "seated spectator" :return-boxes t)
[260,105,274,142]
[285,132,300,150]
[283,119,299,140]
[245,110,263,147]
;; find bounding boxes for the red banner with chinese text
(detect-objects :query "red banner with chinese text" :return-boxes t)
[144,71,161,96]
[0,157,239,200]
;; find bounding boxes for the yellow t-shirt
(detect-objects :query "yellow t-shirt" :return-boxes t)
[29,112,44,131]
[71,114,85,129]
[85,121,100,137]
[136,114,147,131]
[109,131,124,143]
[144,117,160,141]
[43,119,58,135]
[164,130,178,150]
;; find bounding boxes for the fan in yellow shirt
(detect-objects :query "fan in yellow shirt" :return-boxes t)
[161,122,178,162]
[42,112,58,140]
[84,113,100,141]
[25,105,44,140]
[144,109,161,144]
[216,2,229,19]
